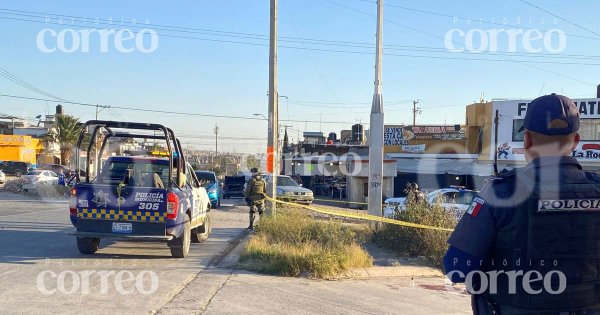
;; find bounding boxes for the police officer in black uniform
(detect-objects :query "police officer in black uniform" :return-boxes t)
[444,94,600,314]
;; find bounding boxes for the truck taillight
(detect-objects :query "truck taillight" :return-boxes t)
[167,192,179,220]
[69,188,77,215]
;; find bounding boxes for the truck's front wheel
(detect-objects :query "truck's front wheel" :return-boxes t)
[169,215,191,258]
[77,237,99,254]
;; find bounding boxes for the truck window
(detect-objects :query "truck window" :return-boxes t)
[99,160,169,187]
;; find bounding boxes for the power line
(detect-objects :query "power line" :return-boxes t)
[1,9,599,63]
[323,0,596,86]
[281,0,344,104]
[518,0,600,38]
[0,93,358,125]
[356,0,600,42]
[0,66,67,101]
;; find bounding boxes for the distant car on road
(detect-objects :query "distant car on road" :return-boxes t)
[266,175,314,205]
[0,170,5,184]
[21,170,59,191]
[384,188,478,221]
[223,175,246,199]
[195,170,221,208]
[0,160,33,177]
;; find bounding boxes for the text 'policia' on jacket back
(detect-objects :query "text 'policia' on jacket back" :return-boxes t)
[68,120,212,258]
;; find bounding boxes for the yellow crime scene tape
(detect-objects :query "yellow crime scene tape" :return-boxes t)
[264,196,454,232]
[312,198,368,205]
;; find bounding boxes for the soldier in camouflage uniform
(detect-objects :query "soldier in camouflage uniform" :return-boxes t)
[244,168,266,229]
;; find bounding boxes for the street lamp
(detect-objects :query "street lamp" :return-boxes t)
[253,113,268,120]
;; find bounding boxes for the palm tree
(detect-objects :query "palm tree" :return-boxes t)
[45,115,81,166]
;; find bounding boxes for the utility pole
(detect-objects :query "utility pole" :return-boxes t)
[95,104,110,120]
[412,100,421,126]
[214,124,219,157]
[368,0,385,219]
[267,0,279,214]
[94,104,110,176]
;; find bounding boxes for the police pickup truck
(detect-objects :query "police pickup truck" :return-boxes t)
[69,121,212,258]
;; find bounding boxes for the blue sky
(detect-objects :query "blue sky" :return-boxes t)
[1,0,599,153]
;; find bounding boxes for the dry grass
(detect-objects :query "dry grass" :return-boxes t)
[239,208,373,279]
[373,195,456,267]
[3,178,27,193]
[3,178,69,199]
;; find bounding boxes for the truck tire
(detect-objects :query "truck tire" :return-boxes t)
[77,237,100,254]
[15,170,22,177]
[192,212,212,243]
[169,215,191,258]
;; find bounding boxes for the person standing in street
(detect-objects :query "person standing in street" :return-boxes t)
[443,94,600,314]
[57,168,66,187]
[244,168,266,229]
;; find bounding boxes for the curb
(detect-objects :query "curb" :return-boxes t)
[155,231,251,314]
[338,265,444,279]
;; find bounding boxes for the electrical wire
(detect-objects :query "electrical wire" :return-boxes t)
[0,93,361,125]
[355,0,600,42]
[518,0,600,38]
[0,66,67,101]
[323,0,596,86]
[0,9,599,63]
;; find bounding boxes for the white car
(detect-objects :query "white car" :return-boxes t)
[0,170,5,184]
[384,188,478,221]
[266,175,314,205]
[22,170,59,191]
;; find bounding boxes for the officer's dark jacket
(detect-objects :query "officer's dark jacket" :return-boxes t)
[448,156,600,312]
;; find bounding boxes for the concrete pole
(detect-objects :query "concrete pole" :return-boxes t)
[368,0,384,218]
[267,0,279,214]
[214,124,219,157]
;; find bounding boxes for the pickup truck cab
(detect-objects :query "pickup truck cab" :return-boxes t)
[69,120,212,258]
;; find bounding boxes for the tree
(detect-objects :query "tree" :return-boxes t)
[246,154,260,170]
[45,115,81,166]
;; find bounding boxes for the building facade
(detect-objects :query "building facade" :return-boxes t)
[466,97,600,171]
[0,135,43,166]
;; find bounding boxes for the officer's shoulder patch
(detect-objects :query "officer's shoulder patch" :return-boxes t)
[466,197,485,217]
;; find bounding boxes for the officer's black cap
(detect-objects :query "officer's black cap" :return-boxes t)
[518,93,580,135]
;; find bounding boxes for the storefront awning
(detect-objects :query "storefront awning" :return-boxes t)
[392,158,494,176]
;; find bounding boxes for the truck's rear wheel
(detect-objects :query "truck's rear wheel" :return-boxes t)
[77,237,99,254]
[192,212,212,243]
[170,215,191,258]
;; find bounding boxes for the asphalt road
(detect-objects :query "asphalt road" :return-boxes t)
[0,193,249,315]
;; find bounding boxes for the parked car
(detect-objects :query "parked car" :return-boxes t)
[223,175,246,199]
[0,160,33,177]
[384,188,478,221]
[195,170,221,208]
[38,164,73,176]
[0,170,5,184]
[266,175,314,205]
[21,170,59,191]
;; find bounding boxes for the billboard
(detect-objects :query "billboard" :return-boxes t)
[491,98,600,161]
[384,126,408,146]
[384,125,466,147]
[404,125,466,140]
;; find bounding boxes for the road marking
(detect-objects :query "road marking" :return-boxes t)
[0,208,63,218]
